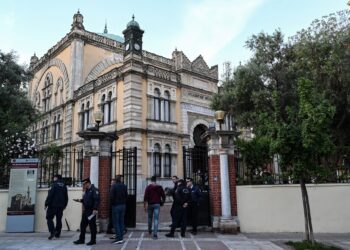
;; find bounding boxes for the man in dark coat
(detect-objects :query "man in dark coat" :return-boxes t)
[165,179,191,238]
[186,178,202,235]
[169,175,178,227]
[45,174,68,239]
[110,175,128,244]
[73,178,100,246]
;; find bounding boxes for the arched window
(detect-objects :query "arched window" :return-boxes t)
[153,88,161,120]
[54,115,61,140]
[80,103,85,131]
[154,143,161,177]
[84,101,90,130]
[164,144,171,177]
[42,73,52,112]
[107,91,112,123]
[164,91,170,122]
[101,94,106,125]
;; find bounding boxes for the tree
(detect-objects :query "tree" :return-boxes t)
[0,51,38,168]
[212,11,347,243]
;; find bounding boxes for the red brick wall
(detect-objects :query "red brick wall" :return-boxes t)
[228,155,237,216]
[98,156,111,219]
[209,155,221,216]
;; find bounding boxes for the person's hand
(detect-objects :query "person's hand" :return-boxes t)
[73,198,79,202]
[183,203,188,208]
[92,210,98,215]
[45,206,47,210]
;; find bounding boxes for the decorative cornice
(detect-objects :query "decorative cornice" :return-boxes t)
[144,65,178,83]
[142,50,174,68]
[74,68,122,99]
[31,29,125,73]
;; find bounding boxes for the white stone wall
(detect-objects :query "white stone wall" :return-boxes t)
[237,184,350,233]
[0,188,83,232]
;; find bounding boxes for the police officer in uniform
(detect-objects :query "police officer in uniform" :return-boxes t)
[165,179,191,238]
[186,178,202,235]
[73,178,100,246]
[45,174,68,239]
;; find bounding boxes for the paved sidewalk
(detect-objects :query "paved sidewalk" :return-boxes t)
[0,231,349,250]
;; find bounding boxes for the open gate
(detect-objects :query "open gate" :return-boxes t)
[112,147,137,227]
[183,146,211,226]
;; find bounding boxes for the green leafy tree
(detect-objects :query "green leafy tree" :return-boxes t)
[211,11,347,243]
[0,51,38,167]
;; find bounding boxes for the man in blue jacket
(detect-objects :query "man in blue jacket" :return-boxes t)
[186,178,202,235]
[73,178,100,246]
[45,174,68,239]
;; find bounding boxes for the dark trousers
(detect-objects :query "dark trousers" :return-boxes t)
[170,206,188,234]
[46,207,63,236]
[79,211,97,242]
[189,203,199,232]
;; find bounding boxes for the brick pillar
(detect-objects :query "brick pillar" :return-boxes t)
[228,155,237,216]
[98,156,111,220]
[208,155,221,217]
[83,157,90,180]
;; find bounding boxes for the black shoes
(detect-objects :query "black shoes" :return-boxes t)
[73,240,85,244]
[191,231,197,235]
[48,234,55,240]
[181,233,185,237]
[165,233,174,238]
[86,241,96,246]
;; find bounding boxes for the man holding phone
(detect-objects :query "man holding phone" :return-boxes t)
[73,178,100,246]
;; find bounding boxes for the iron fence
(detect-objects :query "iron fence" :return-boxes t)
[0,148,84,189]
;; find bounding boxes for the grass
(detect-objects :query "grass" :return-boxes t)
[286,241,341,250]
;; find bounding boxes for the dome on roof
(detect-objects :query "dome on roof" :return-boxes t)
[126,15,140,29]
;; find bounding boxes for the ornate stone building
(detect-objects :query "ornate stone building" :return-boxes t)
[28,11,218,196]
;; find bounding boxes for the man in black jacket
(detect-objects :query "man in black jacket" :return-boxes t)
[186,178,202,235]
[110,175,128,244]
[166,179,191,238]
[73,178,100,246]
[45,174,68,240]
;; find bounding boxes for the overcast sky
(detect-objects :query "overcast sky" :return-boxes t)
[0,0,347,74]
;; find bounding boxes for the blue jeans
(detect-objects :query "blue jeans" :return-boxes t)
[147,204,160,236]
[112,204,126,241]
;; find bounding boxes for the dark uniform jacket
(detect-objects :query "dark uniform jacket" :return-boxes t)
[174,184,191,207]
[82,184,100,211]
[189,185,202,205]
[110,182,127,206]
[45,180,68,208]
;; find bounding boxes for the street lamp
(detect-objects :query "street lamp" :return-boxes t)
[214,110,225,130]
[94,110,103,131]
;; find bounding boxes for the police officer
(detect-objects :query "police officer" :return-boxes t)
[73,178,100,246]
[186,178,202,235]
[165,179,191,238]
[169,175,178,227]
[45,174,68,239]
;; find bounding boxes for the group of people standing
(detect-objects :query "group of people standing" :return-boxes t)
[44,174,202,246]
[144,175,202,239]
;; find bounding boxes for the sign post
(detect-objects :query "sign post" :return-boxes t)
[6,158,39,232]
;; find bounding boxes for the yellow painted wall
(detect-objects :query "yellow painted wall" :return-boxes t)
[116,79,124,130]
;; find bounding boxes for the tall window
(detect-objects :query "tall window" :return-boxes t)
[164,144,171,177]
[42,120,49,143]
[84,102,90,130]
[153,143,161,177]
[164,91,171,122]
[54,115,61,140]
[80,104,85,131]
[107,91,112,123]
[102,92,112,124]
[42,73,52,112]
[101,94,106,125]
[153,88,161,120]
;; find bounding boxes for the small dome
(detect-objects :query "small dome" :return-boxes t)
[126,15,140,29]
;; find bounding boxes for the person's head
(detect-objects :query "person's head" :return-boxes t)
[178,179,185,186]
[116,175,122,183]
[111,178,116,186]
[151,175,156,183]
[53,174,62,182]
[186,178,193,187]
[172,175,178,184]
[82,178,91,189]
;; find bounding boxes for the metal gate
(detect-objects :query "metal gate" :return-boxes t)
[112,147,137,227]
[183,146,211,226]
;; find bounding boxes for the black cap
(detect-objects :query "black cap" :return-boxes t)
[82,177,91,183]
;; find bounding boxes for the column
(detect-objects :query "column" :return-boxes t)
[219,150,232,219]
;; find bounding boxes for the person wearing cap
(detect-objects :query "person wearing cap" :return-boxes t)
[73,178,100,246]
[165,179,191,238]
[186,178,202,235]
[45,174,68,240]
